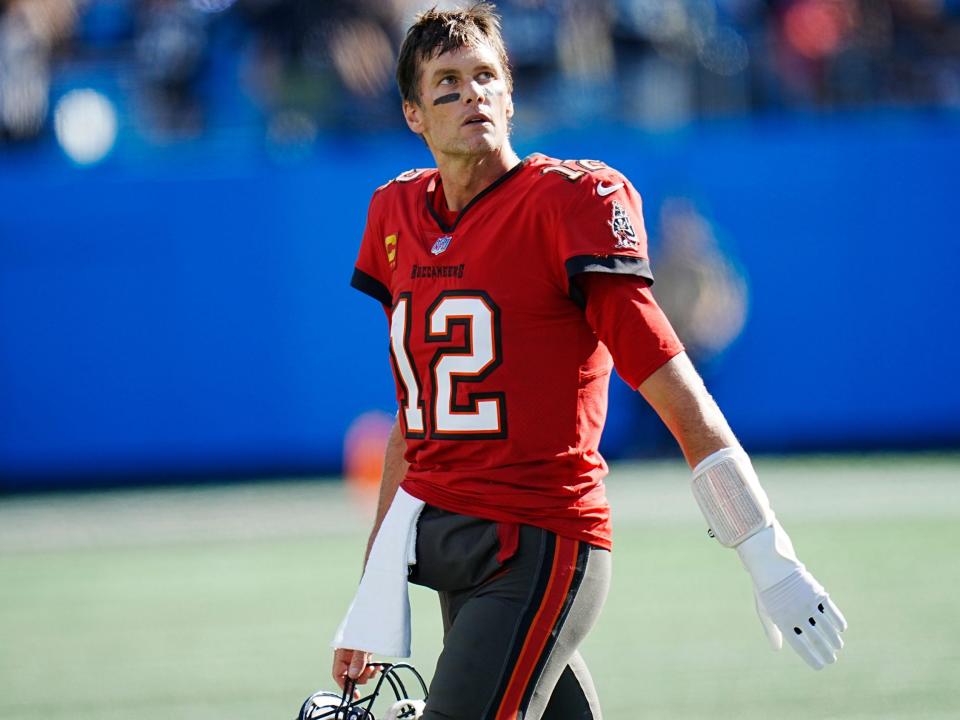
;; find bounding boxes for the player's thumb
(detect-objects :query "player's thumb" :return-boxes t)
[754,590,782,650]
[348,651,368,679]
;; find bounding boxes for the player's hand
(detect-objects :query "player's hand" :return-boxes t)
[752,568,847,670]
[332,648,378,694]
[735,522,847,670]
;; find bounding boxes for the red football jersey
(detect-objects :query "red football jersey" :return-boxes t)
[351,154,676,549]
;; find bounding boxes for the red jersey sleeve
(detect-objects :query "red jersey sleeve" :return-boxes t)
[579,272,685,390]
[350,191,393,306]
[553,166,654,295]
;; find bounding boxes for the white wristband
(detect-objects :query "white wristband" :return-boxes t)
[735,520,803,591]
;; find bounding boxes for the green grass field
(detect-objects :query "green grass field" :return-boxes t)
[2,454,958,719]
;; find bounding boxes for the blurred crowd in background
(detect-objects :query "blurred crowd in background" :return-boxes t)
[1,0,959,157]
[3,0,959,486]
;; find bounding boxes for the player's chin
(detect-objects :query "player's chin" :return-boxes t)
[462,133,500,154]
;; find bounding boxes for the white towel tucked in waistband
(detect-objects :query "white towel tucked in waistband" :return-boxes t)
[331,488,425,658]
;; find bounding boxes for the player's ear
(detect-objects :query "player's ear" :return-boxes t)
[505,94,514,120]
[403,100,425,134]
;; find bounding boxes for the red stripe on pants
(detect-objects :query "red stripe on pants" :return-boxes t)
[494,536,580,720]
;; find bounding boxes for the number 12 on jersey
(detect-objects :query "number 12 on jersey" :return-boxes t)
[390,290,507,440]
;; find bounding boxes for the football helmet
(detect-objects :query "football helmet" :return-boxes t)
[296,663,428,720]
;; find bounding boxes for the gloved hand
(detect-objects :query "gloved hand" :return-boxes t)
[736,522,848,670]
[753,567,847,669]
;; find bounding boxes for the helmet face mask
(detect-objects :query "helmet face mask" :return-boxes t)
[296,663,428,720]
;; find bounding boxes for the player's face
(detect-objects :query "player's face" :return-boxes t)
[403,42,514,159]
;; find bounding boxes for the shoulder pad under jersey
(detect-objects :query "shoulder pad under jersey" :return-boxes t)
[375,167,433,192]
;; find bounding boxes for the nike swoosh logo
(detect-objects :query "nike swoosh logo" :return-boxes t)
[597,181,624,197]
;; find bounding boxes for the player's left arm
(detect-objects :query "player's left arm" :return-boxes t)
[635,351,736,467]
[638,353,848,670]
[567,161,849,668]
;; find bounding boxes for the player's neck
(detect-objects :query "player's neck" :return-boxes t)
[433,145,521,212]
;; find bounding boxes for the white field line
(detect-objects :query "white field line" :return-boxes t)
[0,455,957,553]
[0,480,372,553]
[608,455,960,526]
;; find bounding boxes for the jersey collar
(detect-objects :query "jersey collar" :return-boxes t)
[425,158,527,234]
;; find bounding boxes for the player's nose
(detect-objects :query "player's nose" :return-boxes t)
[464,80,486,105]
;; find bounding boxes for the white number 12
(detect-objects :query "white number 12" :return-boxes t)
[390,291,506,439]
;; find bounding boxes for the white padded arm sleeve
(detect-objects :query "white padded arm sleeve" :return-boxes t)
[690,447,773,547]
[691,447,803,590]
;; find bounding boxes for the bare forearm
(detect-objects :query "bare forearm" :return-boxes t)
[638,352,740,468]
[363,419,409,567]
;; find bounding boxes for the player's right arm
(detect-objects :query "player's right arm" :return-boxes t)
[364,418,409,568]
[347,179,414,567]
[331,418,409,692]
[333,181,409,693]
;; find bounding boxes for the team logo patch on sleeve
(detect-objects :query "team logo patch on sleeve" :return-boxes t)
[608,200,638,249]
[385,233,398,269]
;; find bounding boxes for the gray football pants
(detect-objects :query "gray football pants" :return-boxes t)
[409,505,611,720]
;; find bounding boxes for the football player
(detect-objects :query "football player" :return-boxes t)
[332,4,847,719]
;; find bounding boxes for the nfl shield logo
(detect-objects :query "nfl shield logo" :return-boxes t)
[431,235,453,255]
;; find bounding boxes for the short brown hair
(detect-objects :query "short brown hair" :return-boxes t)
[396,3,512,105]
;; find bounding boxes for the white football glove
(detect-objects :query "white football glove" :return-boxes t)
[736,521,848,670]
[691,448,847,670]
